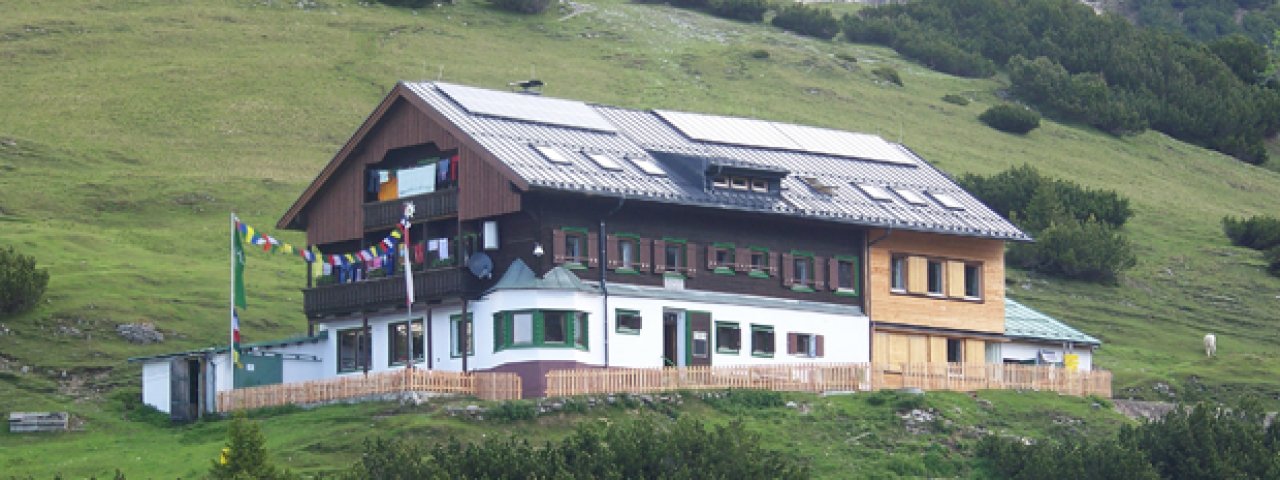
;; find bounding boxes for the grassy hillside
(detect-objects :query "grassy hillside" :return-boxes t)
[1,0,1278,464]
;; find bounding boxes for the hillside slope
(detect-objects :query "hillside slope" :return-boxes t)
[1,0,1278,411]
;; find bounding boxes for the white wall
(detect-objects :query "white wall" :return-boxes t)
[1002,341,1094,371]
[142,361,171,413]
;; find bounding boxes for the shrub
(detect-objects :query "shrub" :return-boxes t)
[488,400,537,422]
[1017,218,1137,284]
[872,66,903,86]
[0,246,49,316]
[942,94,969,106]
[489,0,552,14]
[979,104,1040,134]
[376,0,433,7]
[749,49,770,59]
[707,0,767,23]
[1266,246,1280,276]
[977,435,1159,479]
[957,165,1132,230]
[670,0,709,8]
[704,389,784,413]
[1222,215,1280,251]
[209,415,295,480]
[771,4,840,40]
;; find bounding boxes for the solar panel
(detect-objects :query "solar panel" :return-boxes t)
[654,109,916,165]
[929,192,965,210]
[894,188,929,206]
[627,155,666,176]
[437,82,617,133]
[533,145,573,165]
[857,184,894,202]
[586,152,623,171]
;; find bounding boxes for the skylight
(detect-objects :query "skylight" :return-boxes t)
[894,188,929,206]
[929,192,965,210]
[533,145,572,165]
[627,155,666,176]
[586,152,623,171]
[857,183,894,202]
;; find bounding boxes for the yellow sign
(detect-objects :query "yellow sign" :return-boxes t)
[1064,353,1079,372]
[220,447,230,465]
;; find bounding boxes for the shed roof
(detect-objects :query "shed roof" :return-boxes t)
[398,82,1029,241]
[484,259,591,295]
[126,332,328,363]
[1004,299,1100,346]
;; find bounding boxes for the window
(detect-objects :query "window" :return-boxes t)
[750,179,769,193]
[926,260,943,295]
[790,251,816,291]
[964,263,981,299]
[450,314,473,358]
[618,237,637,270]
[730,177,749,190]
[712,176,730,188]
[748,247,772,278]
[928,192,966,210]
[857,183,894,202]
[890,255,906,291]
[337,327,370,373]
[716,322,741,354]
[946,338,963,363]
[657,238,689,275]
[554,227,592,269]
[534,145,573,165]
[616,309,642,334]
[494,310,589,351]
[894,188,929,206]
[834,256,858,294]
[751,324,775,357]
[388,319,424,366]
[789,333,822,358]
[708,242,735,274]
[565,232,585,264]
[586,152,623,171]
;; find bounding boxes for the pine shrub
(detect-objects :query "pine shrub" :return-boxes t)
[0,246,49,316]
[1222,215,1280,251]
[1020,218,1136,284]
[707,0,768,23]
[872,66,903,86]
[979,104,1040,134]
[490,0,552,14]
[942,94,969,106]
[209,415,295,480]
[771,4,840,40]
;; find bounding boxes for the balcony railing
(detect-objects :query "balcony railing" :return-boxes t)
[364,188,458,230]
[303,268,467,318]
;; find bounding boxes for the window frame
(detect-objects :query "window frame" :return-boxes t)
[963,262,982,299]
[709,242,736,275]
[715,321,742,354]
[494,310,590,351]
[615,233,641,273]
[616,309,642,335]
[561,226,589,270]
[790,250,817,292]
[748,246,772,279]
[387,319,425,366]
[793,333,818,358]
[660,237,689,277]
[946,338,964,363]
[750,324,775,358]
[834,254,859,296]
[926,259,944,296]
[450,313,474,358]
[749,178,769,193]
[336,327,371,374]
[890,255,907,292]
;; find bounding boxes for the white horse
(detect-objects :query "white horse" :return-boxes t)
[1204,334,1217,358]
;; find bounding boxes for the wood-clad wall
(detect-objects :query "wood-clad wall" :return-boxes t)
[867,229,1005,333]
[305,98,486,245]
[459,148,520,221]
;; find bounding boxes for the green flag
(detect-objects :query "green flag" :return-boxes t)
[233,219,247,309]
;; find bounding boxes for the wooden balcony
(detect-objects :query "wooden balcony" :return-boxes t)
[303,268,468,318]
[363,188,458,231]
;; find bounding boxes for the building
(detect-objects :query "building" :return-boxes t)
[134,81,1101,416]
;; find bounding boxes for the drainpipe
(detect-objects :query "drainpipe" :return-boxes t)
[461,299,469,373]
[599,196,626,368]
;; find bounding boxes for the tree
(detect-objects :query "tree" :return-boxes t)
[1209,34,1270,83]
[209,415,293,480]
[0,246,49,316]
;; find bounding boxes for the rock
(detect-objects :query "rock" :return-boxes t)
[606,395,616,404]
[977,399,994,410]
[786,401,798,409]
[550,402,563,411]
[1091,402,1102,410]
[116,323,164,344]
[465,404,481,414]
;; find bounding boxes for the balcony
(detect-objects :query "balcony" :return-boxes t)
[303,268,468,318]
[364,188,458,231]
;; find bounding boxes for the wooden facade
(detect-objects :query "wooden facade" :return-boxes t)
[867,228,1005,333]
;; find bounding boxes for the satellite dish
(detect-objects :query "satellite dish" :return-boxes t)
[468,252,494,279]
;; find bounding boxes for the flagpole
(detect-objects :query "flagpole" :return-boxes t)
[229,212,236,391]
[402,203,416,372]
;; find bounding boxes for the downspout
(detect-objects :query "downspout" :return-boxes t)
[865,227,892,382]
[600,196,626,368]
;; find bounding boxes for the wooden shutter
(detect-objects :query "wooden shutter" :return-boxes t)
[735,247,751,272]
[946,260,965,297]
[874,332,891,365]
[787,333,798,354]
[906,256,927,294]
[768,251,778,275]
[638,238,651,271]
[652,239,666,273]
[813,256,826,290]
[908,335,928,364]
[781,252,795,286]
[829,258,841,290]
[888,334,909,365]
[816,335,825,358]
[706,244,718,269]
[965,339,986,364]
[606,235,619,269]
[685,242,697,277]
[587,232,599,267]
[929,336,947,363]
[552,229,566,264]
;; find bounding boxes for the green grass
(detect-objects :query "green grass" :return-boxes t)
[0,390,1129,478]
[1,0,1279,473]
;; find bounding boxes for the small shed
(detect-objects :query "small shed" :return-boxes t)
[1002,299,1101,371]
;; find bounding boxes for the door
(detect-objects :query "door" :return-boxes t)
[662,312,678,367]
[687,311,712,367]
[169,358,192,422]
[234,354,284,389]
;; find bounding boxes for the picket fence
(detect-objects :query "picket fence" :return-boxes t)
[216,369,520,413]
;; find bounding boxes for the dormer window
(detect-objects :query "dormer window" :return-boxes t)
[730,177,749,190]
[750,179,769,193]
[712,176,730,188]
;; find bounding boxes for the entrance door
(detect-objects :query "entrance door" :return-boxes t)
[687,311,712,367]
[662,312,678,367]
[169,358,196,422]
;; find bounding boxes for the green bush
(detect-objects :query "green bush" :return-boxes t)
[771,4,840,40]
[1222,215,1280,251]
[704,389,785,413]
[488,400,537,422]
[209,415,295,480]
[958,164,1132,230]
[670,0,709,8]
[1014,218,1136,284]
[872,66,903,86]
[1265,246,1280,276]
[0,246,49,316]
[376,0,433,7]
[340,418,811,479]
[1124,403,1280,480]
[977,435,1159,479]
[112,387,170,428]
[707,0,768,23]
[942,94,969,106]
[489,0,552,14]
[979,104,1040,134]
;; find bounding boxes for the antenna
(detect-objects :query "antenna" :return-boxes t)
[437,65,444,82]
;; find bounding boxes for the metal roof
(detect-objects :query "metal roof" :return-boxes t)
[1004,299,1101,346]
[127,332,328,363]
[484,259,592,295]
[588,281,865,316]
[403,82,1029,241]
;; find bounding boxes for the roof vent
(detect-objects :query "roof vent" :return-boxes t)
[508,79,544,95]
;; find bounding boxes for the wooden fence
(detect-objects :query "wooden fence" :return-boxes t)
[546,363,873,397]
[545,363,1111,398]
[216,369,521,413]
